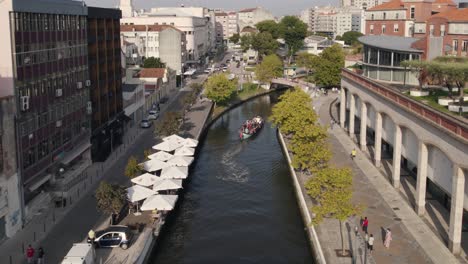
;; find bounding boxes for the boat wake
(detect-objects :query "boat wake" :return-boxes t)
[217,145,249,183]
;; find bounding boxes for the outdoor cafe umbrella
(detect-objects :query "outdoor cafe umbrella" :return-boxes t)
[131,173,161,187]
[148,151,173,162]
[126,185,156,203]
[160,166,189,179]
[152,140,182,152]
[174,146,195,156]
[140,195,179,211]
[181,138,199,148]
[152,179,183,192]
[166,156,194,167]
[162,134,185,144]
[140,159,169,172]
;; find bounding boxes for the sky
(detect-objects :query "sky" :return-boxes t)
[84,0,339,17]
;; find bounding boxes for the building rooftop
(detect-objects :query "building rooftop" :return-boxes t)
[120,24,182,33]
[138,68,166,78]
[429,8,468,22]
[122,83,138,93]
[433,0,456,5]
[215,12,228,16]
[367,0,404,11]
[239,7,258,13]
[358,35,423,53]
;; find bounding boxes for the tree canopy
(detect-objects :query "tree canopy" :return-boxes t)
[313,44,345,87]
[155,111,183,137]
[279,16,308,61]
[229,33,240,44]
[296,52,319,73]
[95,181,127,219]
[341,31,364,45]
[205,74,237,105]
[124,156,141,179]
[240,34,252,51]
[143,57,166,68]
[255,20,282,39]
[255,54,283,85]
[251,32,279,56]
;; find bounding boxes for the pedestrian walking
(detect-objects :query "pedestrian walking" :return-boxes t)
[88,229,95,244]
[351,148,357,160]
[362,216,369,233]
[384,228,392,248]
[26,244,35,264]
[37,247,44,264]
[368,234,375,253]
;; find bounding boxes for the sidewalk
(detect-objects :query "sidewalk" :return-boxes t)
[311,93,460,264]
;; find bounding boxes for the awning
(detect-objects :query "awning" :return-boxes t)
[27,174,52,192]
[61,142,91,165]
[120,114,133,122]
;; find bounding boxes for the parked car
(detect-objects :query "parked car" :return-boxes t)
[88,226,133,250]
[147,110,159,120]
[225,59,231,63]
[140,119,152,128]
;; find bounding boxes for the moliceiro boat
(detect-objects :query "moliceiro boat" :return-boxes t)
[239,116,263,140]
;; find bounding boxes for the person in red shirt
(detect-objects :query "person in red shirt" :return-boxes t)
[26,244,35,263]
[362,217,369,234]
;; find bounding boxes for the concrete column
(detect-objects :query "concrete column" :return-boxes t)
[360,101,367,150]
[374,112,382,167]
[449,165,465,255]
[392,125,402,188]
[415,141,428,216]
[349,94,355,137]
[340,88,346,128]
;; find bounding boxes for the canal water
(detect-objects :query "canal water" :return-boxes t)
[149,92,314,264]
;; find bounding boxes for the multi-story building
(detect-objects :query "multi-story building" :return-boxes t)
[305,6,365,37]
[87,7,124,162]
[342,0,384,10]
[0,0,92,225]
[237,7,275,31]
[120,25,187,75]
[120,1,214,65]
[215,11,239,44]
[365,0,457,37]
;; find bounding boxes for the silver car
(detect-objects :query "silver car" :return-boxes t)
[90,225,133,250]
[140,119,152,128]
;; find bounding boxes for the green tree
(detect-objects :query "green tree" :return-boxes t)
[229,33,240,44]
[290,126,331,172]
[305,167,359,255]
[125,156,141,179]
[255,54,283,86]
[205,74,237,105]
[143,57,166,68]
[432,56,468,100]
[240,34,252,51]
[313,44,345,87]
[401,60,429,90]
[255,20,282,39]
[296,52,319,74]
[155,111,183,137]
[341,31,364,45]
[251,32,279,57]
[279,16,308,63]
[143,149,152,161]
[95,181,127,224]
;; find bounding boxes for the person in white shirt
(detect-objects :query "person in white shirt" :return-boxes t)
[368,234,374,253]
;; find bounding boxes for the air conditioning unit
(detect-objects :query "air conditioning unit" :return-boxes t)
[85,80,91,87]
[86,101,92,114]
[55,88,63,97]
[56,120,62,127]
[20,96,29,111]
[77,82,83,89]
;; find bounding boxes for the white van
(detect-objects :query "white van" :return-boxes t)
[61,243,95,264]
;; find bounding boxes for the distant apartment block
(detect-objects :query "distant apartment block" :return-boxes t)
[237,7,275,31]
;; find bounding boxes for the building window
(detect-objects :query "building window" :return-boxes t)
[453,39,459,52]
[382,25,386,34]
[462,40,468,52]
[410,7,415,19]
[396,13,399,19]
[440,25,445,36]
[370,24,374,34]
[383,12,386,20]
[429,25,434,36]
[371,14,374,20]
[394,24,399,32]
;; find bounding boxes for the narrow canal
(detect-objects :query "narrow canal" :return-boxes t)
[149,92,314,263]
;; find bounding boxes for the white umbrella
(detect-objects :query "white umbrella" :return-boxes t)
[181,138,199,148]
[126,185,156,203]
[163,134,185,143]
[152,179,183,192]
[140,195,179,211]
[131,173,161,187]
[166,156,194,167]
[174,146,195,156]
[140,159,169,172]
[160,166,189,179]
[152,141,182,152]
[148,151,173,161]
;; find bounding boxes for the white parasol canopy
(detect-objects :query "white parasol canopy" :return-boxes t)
[162,134,185,143]
[148,151,173,161]
[152,179,183,192]
[160,166,189,179]
[152,141,182,152]
[140,159,169,172]
[166,156,194,167]
[181,138,199,148]
[131,173,161,187]
[126,185,156,203]
[174,146,195,156]
[140,195,179,211]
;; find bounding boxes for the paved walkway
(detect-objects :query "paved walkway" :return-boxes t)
[309,93,460,264]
